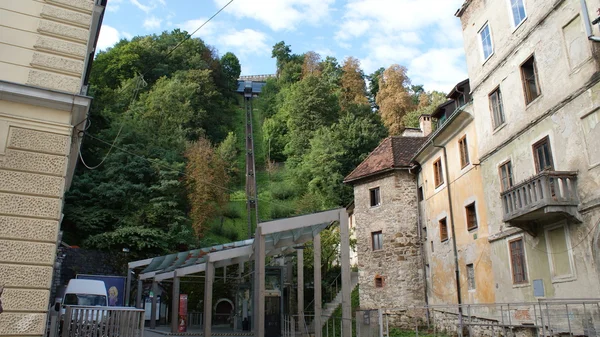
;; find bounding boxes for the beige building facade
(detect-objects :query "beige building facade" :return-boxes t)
[457,0,600,302]
[414,89,495,306]
[0,0,104,335]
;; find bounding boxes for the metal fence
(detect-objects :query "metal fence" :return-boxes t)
[59,306,144,337]
[344,299,600,337]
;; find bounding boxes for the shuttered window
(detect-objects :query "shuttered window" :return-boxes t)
[433,158,444,187]
[509,238,528,284]
[459,136,470,168]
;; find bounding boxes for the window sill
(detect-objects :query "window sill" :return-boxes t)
[512,282,530,288]
[370,204,381,209]
[511,17,527,33]
[482,52,494,66]
[492,123,507,135]
[551,275,577,284]
[467,227,478,232]
[441,239,449,243]
[434,183,446,194]
[525,94,543,108]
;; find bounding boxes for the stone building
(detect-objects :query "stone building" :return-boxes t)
[413,79,496,306]
[457,0,600,301]
[344,127,430,310]
[0,0,105,335]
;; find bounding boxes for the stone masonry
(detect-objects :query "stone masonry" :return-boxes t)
[353,171,425,310]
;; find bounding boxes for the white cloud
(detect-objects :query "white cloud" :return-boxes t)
[97,24,121,51]
[337,0,467,91]
[143,16,162,29]
[220,29,269,56]
[106,0,123,12]
[130,0,153,13]
[213,0,335,31]
[177,17,222,38]
[408,48,467,91]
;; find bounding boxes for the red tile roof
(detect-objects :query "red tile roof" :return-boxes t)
[344,136,427,184]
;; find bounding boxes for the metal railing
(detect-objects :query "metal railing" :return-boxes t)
[60,306,144,337]
[355,299,600,337]
[187,311,203,327]
[501,171,579,222]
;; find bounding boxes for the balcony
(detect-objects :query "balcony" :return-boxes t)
[501,171,582,233]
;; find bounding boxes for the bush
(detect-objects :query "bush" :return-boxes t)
[223,203,244,219]
[269,202,295,220]
[270,183,296,200]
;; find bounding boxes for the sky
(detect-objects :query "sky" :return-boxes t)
[97,0,468,92]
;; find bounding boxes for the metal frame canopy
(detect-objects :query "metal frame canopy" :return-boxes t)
[126,207,352,337]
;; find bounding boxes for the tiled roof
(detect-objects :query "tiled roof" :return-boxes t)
[344,136,427,183]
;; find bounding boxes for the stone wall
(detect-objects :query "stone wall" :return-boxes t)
[353,171,425,310]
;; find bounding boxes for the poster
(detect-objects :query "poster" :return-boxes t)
[179,294,188,332]
[76,274,126,307]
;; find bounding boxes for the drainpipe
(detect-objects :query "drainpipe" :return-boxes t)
[432,143,463,313]
[412,164,430,325]
[580,0,600,42]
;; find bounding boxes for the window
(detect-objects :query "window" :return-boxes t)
[369,187,380,207]
[509,238,528,284]
[546,225,574,279]
[375,276,384,288]
[439,218,448,242]
[479,23,493,60]
[430,240,434,252]
[489,87,505,129]
[372,231,383,251]
[521,56,541,104]
[533,136,554,173]
[418,186,424,202]
[466,203,478,230]
[467,264,476,290]
[499,161,514,191]
[433,158,444,187]
[510,0,527,27]
[426,264,430,280]
[459,136,470,168]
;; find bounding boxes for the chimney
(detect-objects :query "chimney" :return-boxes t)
[419,114,433,137]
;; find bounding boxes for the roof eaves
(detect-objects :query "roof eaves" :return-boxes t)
[343,166,411,185]
[412,101,473,161]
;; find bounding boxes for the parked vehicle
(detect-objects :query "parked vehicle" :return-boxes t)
[61,279,108,313]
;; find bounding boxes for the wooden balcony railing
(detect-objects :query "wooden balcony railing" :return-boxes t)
[500,171,580,225]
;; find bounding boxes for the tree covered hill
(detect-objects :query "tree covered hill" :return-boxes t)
[64,32,446,260]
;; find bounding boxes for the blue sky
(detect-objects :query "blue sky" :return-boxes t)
[98,0,468,92]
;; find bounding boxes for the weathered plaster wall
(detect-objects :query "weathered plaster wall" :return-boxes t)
[417,118,495,305]
[460,0,600,302]
[0,0,95,94]
[353,172,425,310]
[0,102,73,336]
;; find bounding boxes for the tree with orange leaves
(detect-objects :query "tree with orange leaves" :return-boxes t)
[376,64,413,135]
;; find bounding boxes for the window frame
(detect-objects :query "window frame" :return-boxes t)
[499,160,514,192]
[369,187,381,207]
[465,202,478,231]
[544,223,576,282]
[508,0,527,29]
[433,158,444,188]
[371,230,383,251]
[532,136,554,173]
[459,135,470,168]
[479,22,494,62]
[489,86,506,130]
[508,236,529,285]
[467,263,476,291]
[374,275,384,288]
[521,55,542,105]
[439,217,449,242]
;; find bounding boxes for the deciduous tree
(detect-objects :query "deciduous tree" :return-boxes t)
[376,64,413,135]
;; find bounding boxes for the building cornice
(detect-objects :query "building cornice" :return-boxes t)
[0,80,92,114]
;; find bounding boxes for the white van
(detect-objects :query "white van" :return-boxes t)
[61,279,108,313]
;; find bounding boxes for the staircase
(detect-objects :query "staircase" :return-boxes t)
[308,271,359,332]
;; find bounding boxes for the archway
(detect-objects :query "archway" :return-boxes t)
[214,298,234,326]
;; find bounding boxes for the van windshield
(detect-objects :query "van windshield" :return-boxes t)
[64,294,106,306]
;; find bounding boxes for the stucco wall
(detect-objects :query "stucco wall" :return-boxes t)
[0,0,95,94]
[353,172,425,310]
[417,117,495,305]
[460,0,600,302]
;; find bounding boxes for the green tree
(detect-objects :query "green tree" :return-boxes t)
[221,52,241,91]
[272,41,292,75]
[402,90,447,128]
[283,75,340,168]
[367,67,385,110]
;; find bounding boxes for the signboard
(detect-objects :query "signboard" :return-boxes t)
[76,274,126,307]
[179,294,188,332]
